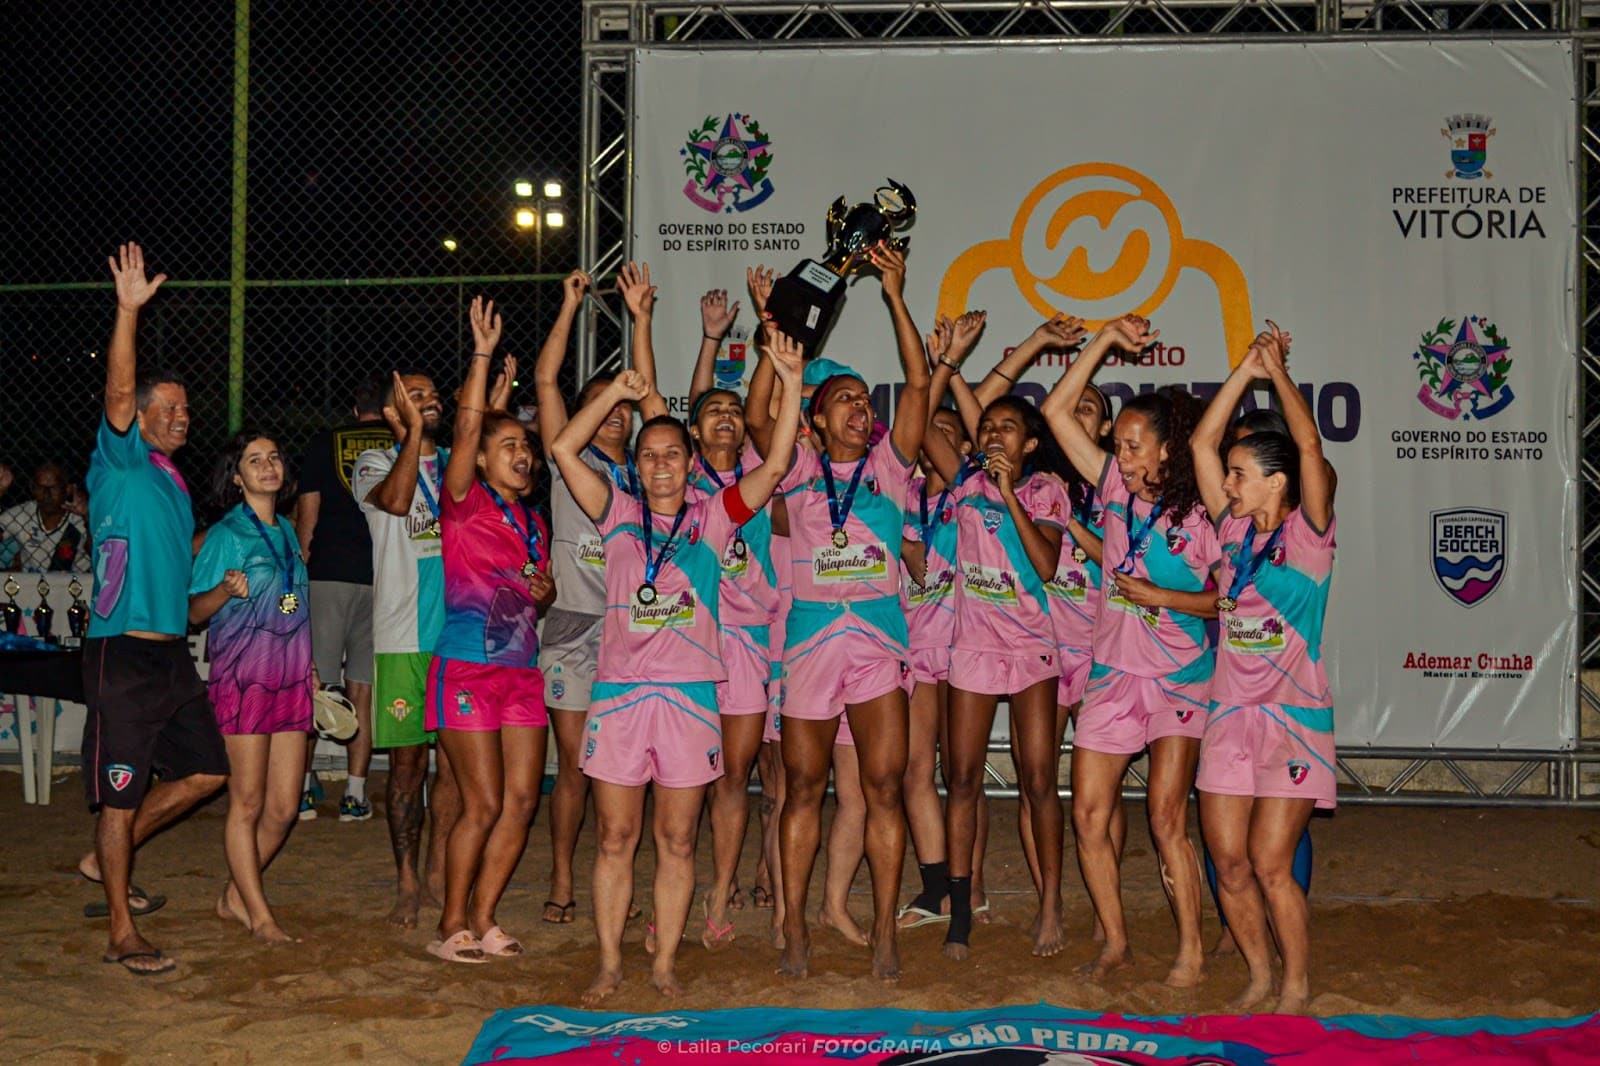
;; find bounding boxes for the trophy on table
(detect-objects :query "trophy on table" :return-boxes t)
[764,179,917,351]
[67,578,90,642]
[32,578,54,643]
[2,577,22,635]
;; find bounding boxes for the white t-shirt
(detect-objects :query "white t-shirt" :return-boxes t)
[354,447,448,655]
[547,450,631,618]
[0,503,91,573]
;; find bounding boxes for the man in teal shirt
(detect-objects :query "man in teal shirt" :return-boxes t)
[77,243,229,976]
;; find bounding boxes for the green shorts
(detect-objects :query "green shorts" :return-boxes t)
[373,651,436,748]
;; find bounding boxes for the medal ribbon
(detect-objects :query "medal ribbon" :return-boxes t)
[1224,522,1286,606]
[639,497,688,591]
[148,452,190,496]
[485,485,543,571]
[244,506,296,604]
[588,444,640,499]
[391,445,443,521]
[1114,495,1164,576]
[698,454,746,540]
[918,479,953,547]
[822,455,869,542]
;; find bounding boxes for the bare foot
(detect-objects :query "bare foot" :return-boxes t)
[251,919,298,945]
[581,968,623,1007]
[1031,906,1065,958]
[78,854,102,882]
[215,882,249,927]
[972,890,991,925]
[1091,916,1107,943]
[818,905,869,947]
[871,937,901,982]
[1229,973,1275,1011]
[420,884,444,911]
[1274,980,1311,1015]
[776,930,809,977]
[1076,943,1134,982]
[942,939,969,961]
[651,965,684,997]
[386,888,421,929]
[1209,926,1239,957]
[1164,954,1206,989]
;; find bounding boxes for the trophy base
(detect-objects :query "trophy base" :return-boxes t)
[766,260,847,352]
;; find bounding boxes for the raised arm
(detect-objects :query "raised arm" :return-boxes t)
[534,270,592,452]
[1260,321,1331,532]
[743,265,780,456]
[551,372,649,521]
[690,288,741,410]
[869,243,930,462]
[367,372,427,517]
[1192,337,1267,522]
[974,314,1086,409]
[105,243,168,432]
[1040,315,1156,481]
[618,262,668,420]
[446,296,506,501]
[941,310,989,443]
[734,330,805,513]
[920,317,967,484]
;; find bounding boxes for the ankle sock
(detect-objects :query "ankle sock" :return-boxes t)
[346,775,367,803]
[909,860,949,913]
[303,772,315,792]
[946,876,973,946]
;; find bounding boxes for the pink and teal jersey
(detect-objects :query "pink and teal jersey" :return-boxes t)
[1046,486,1106,658]
[596,486,744,684]
[951,471,1070,656]
[1094,456,1220,684]
[686,442,779,629]
[901,473,961,652]
[433,480,550,669]
[779,434,914,608]
[1211,509,1336,715]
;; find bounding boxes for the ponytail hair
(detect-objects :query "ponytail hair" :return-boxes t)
[1120,385,1205,525]
[1229,430,1301,510]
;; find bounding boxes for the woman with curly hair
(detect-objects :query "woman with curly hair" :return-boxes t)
[1040,315,1221,987]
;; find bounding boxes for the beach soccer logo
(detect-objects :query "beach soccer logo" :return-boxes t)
[1412,315,1514,421]
[680,112,774,214]
[1443,114,1495,180]
[106,763,135,792]
[1431,507,1506,608]
[1287,760,1310,786]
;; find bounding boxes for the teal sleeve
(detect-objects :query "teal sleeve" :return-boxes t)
[188,520,241,596]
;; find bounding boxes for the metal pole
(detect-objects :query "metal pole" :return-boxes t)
[227,0,250,432]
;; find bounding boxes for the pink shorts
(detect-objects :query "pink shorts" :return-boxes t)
[581,681,722,789]
[905,644,951,686]
[763,690,856,746]
[425,659,547,732]
[781,606,910,724]
[716,624,773,717]
[1072,663,1209,756]
[1197,702,1337,810]
[948,646,1058,697]
[1057,651,1093,708]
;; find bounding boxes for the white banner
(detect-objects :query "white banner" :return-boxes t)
[632,40,1578,750]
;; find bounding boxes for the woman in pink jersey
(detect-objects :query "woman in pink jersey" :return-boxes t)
[553,337,803,1005]
[1041,314,1221,987]
[423,299,556,963]
[1191,322,1335,1014]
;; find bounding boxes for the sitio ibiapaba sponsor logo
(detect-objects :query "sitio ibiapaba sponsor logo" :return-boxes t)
[1391,115,1548,240]
[1430,506,1505,608]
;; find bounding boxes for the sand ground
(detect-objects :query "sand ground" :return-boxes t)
[3,770,1599,1064]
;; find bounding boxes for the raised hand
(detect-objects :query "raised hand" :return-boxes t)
[1030,313,1086,351]
[986,451,1017,497]
[866,242,907,301]
[1262,319,1294,375]
[490,355,519,410]
[470,295,503,354]
[1105,313,1159,353]
[107,242,167,311]
[926,314,953,367]
[561,270,592,311]
[383,370,425,442]
[951,310,988,356]
[746,265,776,315]
[700,288,740,340]
[610,369,650,403]
[221,569,250,599]
[765,329,805,386]
[618,261,657,317]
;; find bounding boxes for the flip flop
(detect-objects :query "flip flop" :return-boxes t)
[627,903,643,923]
[895,904,950,929]
[83,883,168,920]
[727,885,747,912]
[973,901,993,925]
[701,895,736,950]
[542,899,576,924]
[426,929,488,964]
[103,950,176,976]
[751,884,774,910]
[477,925,523,957]
[644,922,657,955]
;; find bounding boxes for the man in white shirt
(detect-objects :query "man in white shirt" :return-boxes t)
[0,461,93,573]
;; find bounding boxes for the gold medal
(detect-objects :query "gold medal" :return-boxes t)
[521,561,537,578]
[279,592,301,615]
[637,583,658,605]
[1216,596,1237,613]
[1071,546,1087,564]
[831,528,849,549]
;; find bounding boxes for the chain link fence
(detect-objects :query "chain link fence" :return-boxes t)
[1,0,584,518]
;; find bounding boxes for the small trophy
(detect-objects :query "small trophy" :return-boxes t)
[765,179,917,351]
[32,578,54,643]
[68,578,90,642]
[2,577,21,635]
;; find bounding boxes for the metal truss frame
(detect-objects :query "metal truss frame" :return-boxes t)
[582,0,1600,805]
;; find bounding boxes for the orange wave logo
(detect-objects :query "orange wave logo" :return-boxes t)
[937,163,1253,367]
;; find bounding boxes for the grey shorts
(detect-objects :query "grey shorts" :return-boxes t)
[310,580,375,686]
[537,608,601,711]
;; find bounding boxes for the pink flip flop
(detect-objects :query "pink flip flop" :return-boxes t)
[477,925,523,957]
[426,929,488,964]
